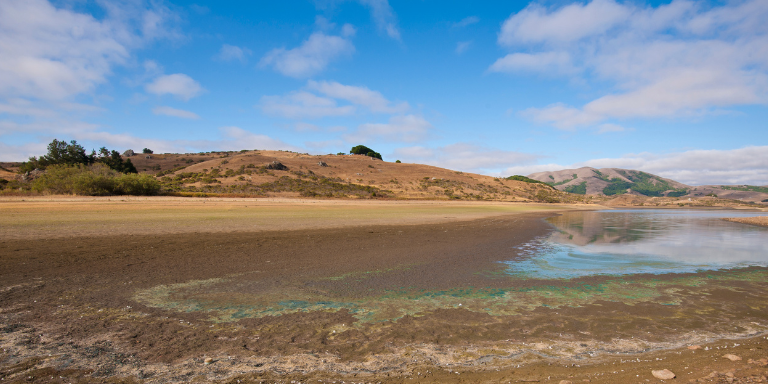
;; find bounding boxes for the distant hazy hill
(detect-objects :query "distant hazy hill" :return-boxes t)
[527,167,768,203]
[527,167,690,197]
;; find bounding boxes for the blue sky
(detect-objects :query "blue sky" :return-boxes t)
[0,0,766,185]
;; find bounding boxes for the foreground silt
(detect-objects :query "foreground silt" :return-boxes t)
[2,198,768,383]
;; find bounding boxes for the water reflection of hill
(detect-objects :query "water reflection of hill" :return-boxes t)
[547,211,673,246]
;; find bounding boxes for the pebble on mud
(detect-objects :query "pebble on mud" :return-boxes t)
[204,357,213,365]
[723,354,742,361]
[652,369,676,380]
[687,345,702,350]
[559,380,573,384]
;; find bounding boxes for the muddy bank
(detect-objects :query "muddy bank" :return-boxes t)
[2,211,768,383]
[725,216,768,227]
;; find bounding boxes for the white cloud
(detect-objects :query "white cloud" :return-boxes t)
[498,0,631,45]
[455,41,472,55]
[344,114,432,143]
[489,51,573,74]
[494,0,768,129]
[152,106,200,119]
[307,80,408,113]
[0,0,177,101]
[216,44,251,62]
[0,98,62,118]
[145,74,204,101]
[502,146,768,186]
[260,91,355,119]
[260,32,354,78]
[392,143,540,173]
[453,16,479,28]
[358,0,401,40]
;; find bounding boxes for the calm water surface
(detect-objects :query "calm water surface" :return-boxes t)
[506,209,768,279]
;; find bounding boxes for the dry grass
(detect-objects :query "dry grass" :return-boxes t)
[0,196,587,240]
[127,150,581,202]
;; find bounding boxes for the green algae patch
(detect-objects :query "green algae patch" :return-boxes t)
[133,268,768,325]
[325,265,415,282]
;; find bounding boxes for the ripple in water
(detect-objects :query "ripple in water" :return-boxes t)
[505,209,768,279]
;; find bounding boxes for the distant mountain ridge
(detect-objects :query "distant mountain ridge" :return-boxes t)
[528,167,689,197]
[527,167,768,203]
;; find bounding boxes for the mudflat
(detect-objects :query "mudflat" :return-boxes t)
[2,198,768,383]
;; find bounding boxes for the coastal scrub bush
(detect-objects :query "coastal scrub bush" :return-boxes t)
[114,173,161,195]
[31,164,159,196]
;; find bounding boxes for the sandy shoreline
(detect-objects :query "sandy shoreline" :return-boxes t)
[2,199,768,383]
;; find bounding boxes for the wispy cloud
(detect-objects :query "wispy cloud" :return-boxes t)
[493,0,768,129]
[344,114,432,143]
[455,41,472,55]
[145,74,204,101]
[358,0,401,40]
[260,32,354,78]
[453,16,479,28]
[260,91,355,119]
[152,106,200,119]
[260,81,407,119]
[215,44,251,62]
[307,80,408,113]
[596,123,630,134]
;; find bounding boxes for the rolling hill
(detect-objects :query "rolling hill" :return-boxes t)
[1,150,585,203]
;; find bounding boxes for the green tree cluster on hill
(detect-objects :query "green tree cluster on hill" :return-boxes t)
[350,145,382,160]
[20,139,137,174]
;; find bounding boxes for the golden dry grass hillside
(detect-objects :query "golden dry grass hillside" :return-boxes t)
[121,150,586,203]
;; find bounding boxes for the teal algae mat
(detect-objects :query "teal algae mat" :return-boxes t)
[133,268,768,324]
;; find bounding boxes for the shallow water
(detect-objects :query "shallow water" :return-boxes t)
[506,209,768,279]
